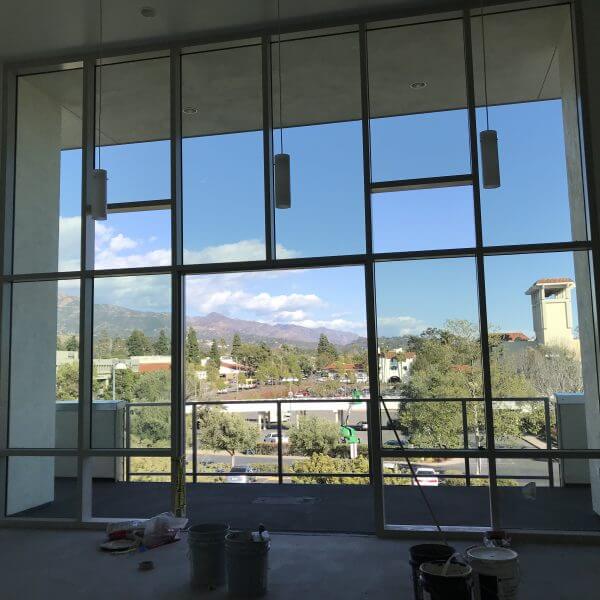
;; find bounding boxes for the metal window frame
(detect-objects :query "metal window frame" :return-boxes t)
[1,0,599,540]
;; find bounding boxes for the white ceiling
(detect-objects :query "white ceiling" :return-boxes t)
[0,0,471,64]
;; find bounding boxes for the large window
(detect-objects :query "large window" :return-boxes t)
[2,5,599,535]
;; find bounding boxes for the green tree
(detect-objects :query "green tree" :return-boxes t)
[126,329,152,356]
[231,333,242,359]
[64,335,78,352]
[316,334,338,370]
[197,408,259,467]
[186,327,201,364]
[153,330,170,355]
[112,368,138,402]
[56,363,79,400]
[209,338,220,365]
[289,416,340,456]
[134,370,171,403]
[131,406,170,446]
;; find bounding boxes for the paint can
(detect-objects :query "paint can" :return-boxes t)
[467,546,519,600]
[188,523,229,590]
[419,560,473,600]
[409,544,456,600]
[225,530,270,598]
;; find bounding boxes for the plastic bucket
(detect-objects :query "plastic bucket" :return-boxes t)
[225,531,270,598]
[188,523,229,590]
[409,544,456,600]
[467,546,519,600]
[419,560,473,600]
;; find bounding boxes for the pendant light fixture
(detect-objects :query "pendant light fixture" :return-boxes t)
[274,0,291,209]
[91,0,108,220]
[479,1,501,189]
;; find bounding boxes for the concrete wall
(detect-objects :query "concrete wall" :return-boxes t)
[6,77,62,515]
[575,0,600,515]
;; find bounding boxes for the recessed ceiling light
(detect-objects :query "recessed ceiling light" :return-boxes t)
[183,107,198,115]
[140,6,156,18]
[409,81,427,89]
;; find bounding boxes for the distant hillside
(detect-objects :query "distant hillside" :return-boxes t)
[57,296,363,348]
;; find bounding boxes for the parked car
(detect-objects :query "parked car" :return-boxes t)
[263,432,289,444]
[412,467,439,487]
[383,439,402,447]
[225,465,256,484]
[353,421,369,431]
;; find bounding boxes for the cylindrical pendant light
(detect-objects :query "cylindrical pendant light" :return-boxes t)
[480,129,500,189]
[479,1,500,189]
[91,0,108,220]
[90,168,108,220]
[274,0,291,209]
[275,153,291,209]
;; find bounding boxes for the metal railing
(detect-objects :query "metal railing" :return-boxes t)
[122,396,556,486]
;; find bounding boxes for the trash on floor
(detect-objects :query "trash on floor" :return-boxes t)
[99,512,188,554]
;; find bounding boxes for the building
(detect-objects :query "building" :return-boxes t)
[377,349,415,384]
[526,277,581,356]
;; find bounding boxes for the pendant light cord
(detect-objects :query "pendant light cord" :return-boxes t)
[480,0,490,130]
[97,0,103,169]
[277,0,284,154]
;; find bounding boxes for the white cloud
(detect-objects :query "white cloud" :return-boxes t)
[290,318,366,335]
[273,310,307,321]
[378,316,427,336]
[58,216,82,271]
[108,233,138,252]
[184,239,298,264]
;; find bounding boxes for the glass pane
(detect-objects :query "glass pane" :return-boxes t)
[95,209,171,269]
[375,257,482,399]
[369,19,470,181]
[10,280,80,448]
[473,6,587,245]
[92,456,171,518]
[14,69,82,274]
[372,186,475,253]
[92,275,171,449]
[485,251,600,449]
[5,456,77,518]
[383,458,490,528]
[496,458,600,531]
[272,32,364,258]
[95,57,170,203]
[182,44,265,264]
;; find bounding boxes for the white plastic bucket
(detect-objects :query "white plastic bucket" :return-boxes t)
[467,546,519,600]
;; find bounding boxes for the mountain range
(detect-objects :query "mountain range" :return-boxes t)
[57,295,364,348]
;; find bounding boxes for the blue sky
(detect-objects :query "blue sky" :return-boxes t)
[56,98,584,340]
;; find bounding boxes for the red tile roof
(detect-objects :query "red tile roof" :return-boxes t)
[534,278,574,285]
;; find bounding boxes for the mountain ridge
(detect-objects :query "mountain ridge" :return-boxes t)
[57,295,364,348]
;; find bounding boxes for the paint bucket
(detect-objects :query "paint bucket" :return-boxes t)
[225,531,270,598]
[188,523,229,590]
[467,546,519,600]
[419,560,473,600]
[409,544,456,600]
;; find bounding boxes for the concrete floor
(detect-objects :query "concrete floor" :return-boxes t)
[0,528,598,600]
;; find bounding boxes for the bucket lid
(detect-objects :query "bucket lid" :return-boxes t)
[420,561,472,578]
[467,546,518,562]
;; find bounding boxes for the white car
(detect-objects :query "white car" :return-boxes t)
[263,432,289,444]
[412,468,439,487]
[225,466,256,484]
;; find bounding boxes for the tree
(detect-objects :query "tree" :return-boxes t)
[186,327,201,364]
[56,363,79,400]
[131,405,170,446]
[316,334,338,370]
[197,408,259,467]
[65,335,78,352]
[231,333,242,359]
[134,370,171,403]
[289,416,340,456]
[153,330,170,355]
[209,338,220,365]
[126,329,152,356]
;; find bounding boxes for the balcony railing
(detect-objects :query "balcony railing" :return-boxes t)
[120,396,556,486]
